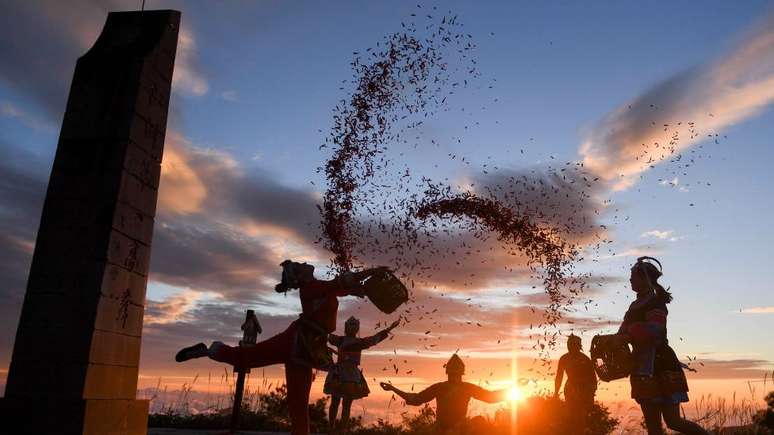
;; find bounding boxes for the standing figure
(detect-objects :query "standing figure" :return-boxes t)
[380,354,507,434]
[240,309,262,346]
[325,316,400,431]
[554,334,597,433]
[618,257,708,435]
[174,260,389,435]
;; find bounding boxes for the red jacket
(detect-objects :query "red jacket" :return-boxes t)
[299,278,352,333]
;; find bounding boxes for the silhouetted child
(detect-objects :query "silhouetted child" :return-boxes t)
[239,309,262,346]
[380,354,507,433]
[325,316,400,431]
[555,334,597,433]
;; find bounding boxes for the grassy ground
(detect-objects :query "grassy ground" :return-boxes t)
[149,430,300,435]
[143,372,774,434]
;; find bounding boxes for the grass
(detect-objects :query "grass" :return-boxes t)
[141,371,774,434]
[685,373,772,434]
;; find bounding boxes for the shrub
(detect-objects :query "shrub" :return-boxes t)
[753,391,774,431]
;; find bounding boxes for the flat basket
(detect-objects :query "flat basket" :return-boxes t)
[590,334,632,382]
[363,270,409,314]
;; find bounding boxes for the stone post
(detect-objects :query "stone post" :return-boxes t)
[0,9,180,435]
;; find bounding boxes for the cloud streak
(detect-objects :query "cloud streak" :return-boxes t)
[581,13,774,189]
[172,26,209,97]
[641,230,675,241]
[739,306,774,314]
[0,100,54,131]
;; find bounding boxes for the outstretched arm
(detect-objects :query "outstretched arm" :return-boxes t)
[332,266,392,298]
[362,319,401,348]
[302,278,346,296]
[381,382,437,406]
[305,267,392,298]
[351,266,391,281]
[303,275,363,298]
[469,384,507,404]
[328,334,343,347]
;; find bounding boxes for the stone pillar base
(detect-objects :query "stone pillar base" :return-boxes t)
[0,397,148,435]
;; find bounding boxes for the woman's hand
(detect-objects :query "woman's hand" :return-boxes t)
[380,382,395,392]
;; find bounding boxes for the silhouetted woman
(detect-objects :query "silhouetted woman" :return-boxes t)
[174,260,387,435]
[617,257,708,435]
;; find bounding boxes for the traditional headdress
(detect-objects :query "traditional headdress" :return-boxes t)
[275,260,315,292]
[634,256,662,279]
[444,354,465,375]
[633,256,672,302]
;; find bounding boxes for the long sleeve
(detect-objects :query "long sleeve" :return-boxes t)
[328,334,343,346]
[468,384,506,403]
[302,278,350,298]
[362,327,392,348]
[395,383,440,406]
[627,307,667,345]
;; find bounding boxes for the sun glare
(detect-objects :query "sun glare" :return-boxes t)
[507,386,524,402]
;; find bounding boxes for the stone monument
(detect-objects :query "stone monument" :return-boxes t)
[0,9,180,435]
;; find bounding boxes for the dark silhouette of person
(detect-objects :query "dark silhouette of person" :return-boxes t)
[618,257,708,435]
[555,334,597,432]
[239,309,262,346]
[380,354,507,433]
[174,260,388,435]
[326,316,400,431]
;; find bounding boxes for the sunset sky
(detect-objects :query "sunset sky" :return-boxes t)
[1,0,773,425]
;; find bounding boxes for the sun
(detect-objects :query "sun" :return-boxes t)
[507,386,525,402]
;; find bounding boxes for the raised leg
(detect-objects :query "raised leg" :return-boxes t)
[207,323,295,368]
[286,361,313,435]
[175,342,209,362]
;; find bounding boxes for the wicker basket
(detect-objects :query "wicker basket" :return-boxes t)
[590,334,632,382]
[363,270,409,314]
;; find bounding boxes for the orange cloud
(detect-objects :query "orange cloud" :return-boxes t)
[740,306,774,314]
[145,290,203,325]
[158,131,208,215]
